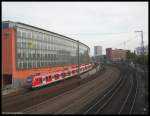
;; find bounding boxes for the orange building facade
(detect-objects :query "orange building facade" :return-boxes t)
[2,21,90,88]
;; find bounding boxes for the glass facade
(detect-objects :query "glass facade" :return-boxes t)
[16,26,90,70]
[79,43,90,65]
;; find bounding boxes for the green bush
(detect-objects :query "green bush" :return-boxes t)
[135,55,148,65]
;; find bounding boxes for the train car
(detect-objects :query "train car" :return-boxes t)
[71,68,78,76]
[26,64,93,89]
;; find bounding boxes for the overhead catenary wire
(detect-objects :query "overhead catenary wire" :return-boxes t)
[65,32,136,44]
[65,31,145,53]
[111,36,138,49]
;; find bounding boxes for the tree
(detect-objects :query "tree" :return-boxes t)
[135,55,148,65]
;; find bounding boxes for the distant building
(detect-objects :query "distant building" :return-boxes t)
[94,46,103,62]
[106,48,112,61]
[106,48,128,61]
[94,46,102,56]
[135,45,148,55]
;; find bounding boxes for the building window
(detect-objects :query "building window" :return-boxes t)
[16,27,89,70]
[17,30,21,37]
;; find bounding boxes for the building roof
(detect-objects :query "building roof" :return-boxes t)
[2,20,90,49]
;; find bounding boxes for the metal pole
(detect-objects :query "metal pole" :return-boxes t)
[141,31,144,56]
[77,40,80,82]
[135,30,145,80]
[135,31,144,55]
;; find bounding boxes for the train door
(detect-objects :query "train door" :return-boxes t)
[42,77,46,85]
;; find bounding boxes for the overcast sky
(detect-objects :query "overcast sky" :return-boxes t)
[2,2,148,56]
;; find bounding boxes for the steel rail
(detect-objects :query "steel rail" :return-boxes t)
[94,75,127,114]
[129,72,138,114]
[118,74,133,114]
[56,72,118,114]
[83,72,123,114]
[118,69,138,114]
[83,66,128,114]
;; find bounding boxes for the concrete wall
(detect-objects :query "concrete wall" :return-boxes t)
[80,65,101,79]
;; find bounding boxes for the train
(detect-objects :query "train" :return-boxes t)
[25,64,93,89]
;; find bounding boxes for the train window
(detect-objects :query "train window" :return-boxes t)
[61,73,65,77]
[39,78,42,83]
[42,77,46,81]
[54,74,58,79]
[68,71,70,75]
[35,78,38,82]
[27,76,32,82]
[57,74,59,78]
[49,76,51,79]
[51,76,53,80]
[46,76,49,81]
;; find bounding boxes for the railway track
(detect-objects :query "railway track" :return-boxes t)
[118,67,139,114]
[56,72,121,114]
[81,65,139,114]
[59,65,127,114]
[82,74,125,114]
[2,77,79,112]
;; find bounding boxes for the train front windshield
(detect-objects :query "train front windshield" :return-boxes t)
[26,76,33,83]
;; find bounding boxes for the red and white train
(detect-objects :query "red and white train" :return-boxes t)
[26,64,93,89]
